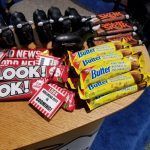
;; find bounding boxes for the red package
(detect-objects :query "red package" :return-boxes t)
[0,58,37,66]
[50,65,69,83]
[6,49,41,58]
[29,83,65,119]
[0,50,7,63]
[36,55,61,66]
[49,83,75,112]
[0,78,47,101]
[96,21,137,36]
[62,92,75,112]
[0,65,68,83]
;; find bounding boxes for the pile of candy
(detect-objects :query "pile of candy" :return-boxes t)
[0,8,150,120]
[68,41,150,111]
[0,49,75,119]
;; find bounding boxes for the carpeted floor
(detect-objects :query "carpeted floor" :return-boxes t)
[10,1,150,150]
[91,87,150,150]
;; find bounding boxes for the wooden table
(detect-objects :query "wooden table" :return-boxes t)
[0,45,149,150]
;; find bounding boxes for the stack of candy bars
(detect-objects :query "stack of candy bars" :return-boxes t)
[0,9,150,119]
[68,41,150,111]
[0,49,75,119]
[0,10,143,52]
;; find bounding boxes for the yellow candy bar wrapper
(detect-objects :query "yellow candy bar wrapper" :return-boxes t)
[41,50,49,56]
[73,51,124,73]
[87,84,138,110]
[67,78,79,90]
[80,58,132,89]
[68,42,116,64]
[78,72,135,99]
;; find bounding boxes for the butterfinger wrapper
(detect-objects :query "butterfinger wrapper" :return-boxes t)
[80,57,134,89]
[68,42,116,64]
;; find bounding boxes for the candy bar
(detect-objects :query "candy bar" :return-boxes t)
[0,78,47,101]
[72,49,132,73]
[29,83,66,119]
[96,21,137,36]
[94,32,142,46]
[92,11,130,25]
[79,70,143,100]
[0,65,68,83]
[68,41,128,64]
[80,55,141,89]
[87,81,148,111]
[50,65,69,83]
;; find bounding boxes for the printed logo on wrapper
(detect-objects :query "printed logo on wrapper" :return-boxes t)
[0,58,37,66]
[7,49,41,58]
[0,80,30,98]
[0,66,47,81]
[99,11,124,20]
[29,84,65,119]
[0,79,47,100]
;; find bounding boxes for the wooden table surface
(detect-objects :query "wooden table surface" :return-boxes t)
[0,45,149,150]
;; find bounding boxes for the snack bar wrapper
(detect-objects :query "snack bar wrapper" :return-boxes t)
[95,11,130,24]
[0,65,69,83]
[68,41,130,66]
[87,81,149,111]
[94,32,142,46]
[96,21,137,36]
[0,78,47,101]
[80,56,141,89]
[79,70,143,99]
[72,49,132,73]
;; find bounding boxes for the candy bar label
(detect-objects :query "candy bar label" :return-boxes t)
[1,59,36,66]
[78,49,95,58]
[99,12,123,20]
[83,56,101,66]
[0,66,47,80]
[29,84,65,119]
[88,80,107,90]
[8,50,40,58]
[102,21,131,31]
[91,67,110,79]
[0,80,30,98]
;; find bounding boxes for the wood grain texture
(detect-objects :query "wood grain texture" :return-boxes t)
[0,45,149,150]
